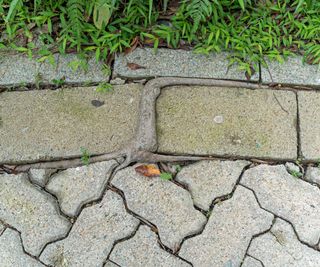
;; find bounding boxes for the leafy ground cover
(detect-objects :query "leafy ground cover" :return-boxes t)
[0,0,319,75]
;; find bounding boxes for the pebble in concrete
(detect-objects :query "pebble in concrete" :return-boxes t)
[176,160,248,210]
[248,218,320,266]
[241,164,320,246]
[0,229,44,267]
[242,256,263,267]
[110,225,190,267]
[0,173,70,256]
[40,191,139,267]
[46,160,118,217]
[179,186,273,267]
[305,167,320,186]
[29,168,56,187]
[112,165,207,251]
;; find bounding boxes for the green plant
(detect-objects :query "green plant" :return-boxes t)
[160,172,172,180]
[96,82,112,93]
[80,147,90,165]
[289,170,303,178]
[52,78,66,87]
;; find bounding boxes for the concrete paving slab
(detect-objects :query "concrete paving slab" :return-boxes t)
[157,86,297,160]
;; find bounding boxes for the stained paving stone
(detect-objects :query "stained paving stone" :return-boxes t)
[0,84,142,164]
[179,186,273,267]
[114,48,258,81]
[0,228,45,267]
[248,218,320,266]
[175,160,248,210]
[40,190,139,267]
[305,167,320,186]
[29,169,57,187]
[0,173,70,256]
[110,225,190,267]
[46,160,118,217]
[298,91,320,160]
[157,86,297,160]
[241,164,320,246]
[112,165,207,250]
[242,256,263,267]
[261,56,320,87]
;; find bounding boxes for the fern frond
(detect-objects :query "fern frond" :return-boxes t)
[67,0,85,50]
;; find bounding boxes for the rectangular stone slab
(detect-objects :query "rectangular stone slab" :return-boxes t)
[156,86,297,160]
[0,85,142,164]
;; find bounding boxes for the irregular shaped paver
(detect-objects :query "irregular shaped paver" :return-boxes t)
[242,256,263,267]
[248,218,320,266]
[104,261,119,267]
[305,167,320,186]
[176,160,248,210]
[46,160,118,217]
[179,186,273,267]
[157,86,297,160]
[110,225,190,267]
[0,173,70,256]
[112,165,207,250]
[29,168,56,187]
[241,164,320,246]
[0,229,44,267]
[0,84,142,164]
[40,190,139,267]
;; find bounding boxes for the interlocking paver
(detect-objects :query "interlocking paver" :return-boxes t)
[242,256,263,267]
[0,173,70,256]
[241,164,320,246]
[248,218,320,266]
[305,167,320,186]
[112,165,207,250]
[110,225,190,267]
[179,186,273,267]
[29,168,56,187]
[176,160,248,210]
[40,190,139,267]
[46,160,118,217]
[0,229,45,267]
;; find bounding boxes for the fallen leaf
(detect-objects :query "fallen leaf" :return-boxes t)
[127,62,146,70]
[135,164,161,177]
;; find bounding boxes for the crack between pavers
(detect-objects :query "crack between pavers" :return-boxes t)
[295,91,303,160]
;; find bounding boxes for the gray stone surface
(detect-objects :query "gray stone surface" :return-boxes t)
[29,168,56,187]
[114,48,258,81]
[298,91,320,160]
[241,164,320,246]
[0,223,4,236]
[46,160,118,217]
[305,167,320,186]
[40,190,139,267]
[0,229,44,267]
[261,56,320,86]
[104,261,119,267]
[157,86,297,159]
[110,225,190,267]
[242,256,263,267]
[0,84,142,163]
[176,160,248,210]
[0,173,70,256]
[248,218,320,267]
[112,165,207,250]
[285,162,300,174]
[179,186,273,267]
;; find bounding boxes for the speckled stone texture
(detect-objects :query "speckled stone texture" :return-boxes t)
[29,169,56,187]
[305,167,320,186]
[242,256,263,267]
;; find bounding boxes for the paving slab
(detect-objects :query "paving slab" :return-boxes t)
[29,168,57,187]
[110,225,190,267]
[0,229,45,267]
[157,86,297,159]
[40,190,139,267]
[114,48,258,81]
[179,186,273,267]
[112,165,207,251]
[0,84,142,164]
[261,57,320,87]
[298,91,320,160]
[241,164,320,246]
[0,223,5,236]
[46,160,118,217]
[242,256,263,267]
[0,173,70,256]
[175,160,248,210]
[305,167,320,186]
[248,218,320,266]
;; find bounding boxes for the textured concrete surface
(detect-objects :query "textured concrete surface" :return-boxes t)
[110,225,190,267]
[40,191,139,267]
[179,186,273,267]
[46,160,118,217]
[29,169,56,187]
[0,84,142,163]
[261,57,320,86]
[298,91,320,160]
[241,164,320,246]
[248,218,320,267]
[112,165,207,250]
[242,256,263,267]
[114,48,259,81]
[176,160,248,210]
[305,167,320,186]
[157,86,297,159]
[0,173,70,256]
